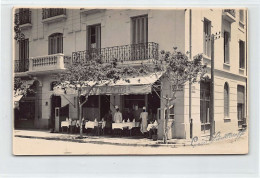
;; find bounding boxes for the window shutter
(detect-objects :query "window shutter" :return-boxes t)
[237,85,244,104]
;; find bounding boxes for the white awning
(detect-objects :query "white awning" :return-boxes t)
[54,73,162,96]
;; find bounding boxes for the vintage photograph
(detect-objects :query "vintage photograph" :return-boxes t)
[13,8,248,155]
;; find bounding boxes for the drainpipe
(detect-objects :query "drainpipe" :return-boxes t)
[189,9,193,139]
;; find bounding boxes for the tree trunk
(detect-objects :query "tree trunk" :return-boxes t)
[79,105,83,138]
[164,96,169,144]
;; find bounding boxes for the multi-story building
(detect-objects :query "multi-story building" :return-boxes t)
[14,8,247,139]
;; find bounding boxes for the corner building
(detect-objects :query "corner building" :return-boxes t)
[14,8,248,139]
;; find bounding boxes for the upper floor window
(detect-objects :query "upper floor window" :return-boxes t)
[203,19,211,57]
[131,15,148,44]
[42,8,66,20]
[16,8,31,25]
[224,82,229,118]
[239,10,244,23]
[87,24,101,49]
[19,38,29,60]
[239,40,245,69]
[48,33,63,55]
[224,31,230,64]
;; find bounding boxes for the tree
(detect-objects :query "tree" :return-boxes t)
[56,55,149,138]
[151,47,207,143]
[14,77,36,97]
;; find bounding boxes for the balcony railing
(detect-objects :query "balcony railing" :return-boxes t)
[42,8,66,20]
[223,9,236,18]
[72,42,159,63]
[15,10,31,25]
[14,59,29,73]
[29,54,71,73]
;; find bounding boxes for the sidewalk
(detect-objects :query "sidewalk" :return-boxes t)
[14,129,191,148]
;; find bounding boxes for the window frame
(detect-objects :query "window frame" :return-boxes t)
[48,33,63,55]
[131,15,148,45]
[203,18,211,57]
[224,31,230,64]
[239,40,245,69]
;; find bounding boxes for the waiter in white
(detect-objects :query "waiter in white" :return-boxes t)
[113,105,122,123]
[140,106,148,134]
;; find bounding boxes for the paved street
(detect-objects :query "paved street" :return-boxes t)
[13,130,248,155]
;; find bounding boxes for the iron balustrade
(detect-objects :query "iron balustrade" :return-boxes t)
[42,8,66,20]
[14,59,29,72]
[223,9,236,18]
[72,42,159,63]
[15,10,31,25]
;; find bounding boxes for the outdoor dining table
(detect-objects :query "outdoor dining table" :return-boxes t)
[147,121,158,131]
[85,121,106,129]
[61,119,80,133]
[112,122,140,136]
[61,120,71,132]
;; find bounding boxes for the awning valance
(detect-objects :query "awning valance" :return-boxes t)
[54,73,162,96]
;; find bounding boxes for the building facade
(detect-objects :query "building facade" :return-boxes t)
[14,8,247,139]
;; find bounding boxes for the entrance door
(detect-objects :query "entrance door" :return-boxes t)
[51,96,61,129]
[100,95,110,119]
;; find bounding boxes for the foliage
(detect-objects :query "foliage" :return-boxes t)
[14,77,36,96]
[14,14,25,43]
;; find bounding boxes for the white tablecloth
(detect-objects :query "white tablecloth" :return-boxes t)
[147,122,158,131]
[112,122,140,130]
[85,121,106,129]
[61,121,70,128]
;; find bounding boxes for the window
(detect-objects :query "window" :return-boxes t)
[87,24,101,49]
[239,10,244,23]
[48,33,63,55]
[224,82,229,118]
[200,81,211,132]
[132,15,148,44]
[237,85,245,122]
[203,19,211,57]
[19,38,29,60]
[239,40,245,69]
[224,31,230,64]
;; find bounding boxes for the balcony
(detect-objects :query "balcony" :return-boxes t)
[72,42,159,64]
[15,10,32,29]
[28,54,71,74]
[42,8,66,23]
[14,59,29,73]
[222,9,236,23]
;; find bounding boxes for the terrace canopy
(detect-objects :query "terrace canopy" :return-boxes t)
[53,73,163,96]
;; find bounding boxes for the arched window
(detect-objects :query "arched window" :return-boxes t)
[224,82,229,117]
[48,33,63,55]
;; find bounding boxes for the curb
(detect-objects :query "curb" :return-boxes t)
[15,135,190,148]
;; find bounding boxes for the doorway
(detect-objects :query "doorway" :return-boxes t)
[100,95,110,119]
[51,95,61,129]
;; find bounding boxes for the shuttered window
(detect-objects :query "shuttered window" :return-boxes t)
[132,15,148,44]
[224,31,230,64]
[237,85,245,121]
[19,38,29,60]
[224,82,229,117]
[203,19,211,57]
[48,33,63,55]
[87,24,101,49]
[239,40,245,69]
